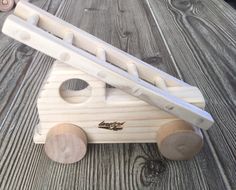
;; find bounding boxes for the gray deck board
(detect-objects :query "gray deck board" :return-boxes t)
[0,0,235,189]
[148,0,236,188]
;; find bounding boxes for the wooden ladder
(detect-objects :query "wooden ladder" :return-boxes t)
[2,1,214,129]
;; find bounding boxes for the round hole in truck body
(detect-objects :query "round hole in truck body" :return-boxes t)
[59,78,92,104]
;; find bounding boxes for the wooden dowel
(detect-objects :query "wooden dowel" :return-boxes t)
[63,31,74,44]
[96,48,106,61]
[154,76,167,90]
[95,48,106,101]
[27,14,39,25]
[127,62,139,77]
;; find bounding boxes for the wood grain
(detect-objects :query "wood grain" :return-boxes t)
[0,0,234,189]
[44,123,88,164]
[3,1,213,129]
[157,120,203,160]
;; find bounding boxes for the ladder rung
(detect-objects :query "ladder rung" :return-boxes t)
[12,0,189,88]
[155,76,167,90]
[95,48,106,99]
[96,48,106,61]
[63,31,74,44]
[127,62,139,77]
[27,14,39,25]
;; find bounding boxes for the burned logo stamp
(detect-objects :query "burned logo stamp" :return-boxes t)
[98,121,125,131]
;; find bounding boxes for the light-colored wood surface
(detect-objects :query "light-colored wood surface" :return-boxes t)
[157,120,203,160]
[34,60,205,144]
[45,123,87,164]
[2,1,214,129]
[0,0,235,189]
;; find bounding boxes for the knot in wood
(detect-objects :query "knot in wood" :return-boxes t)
[142,159,166,182]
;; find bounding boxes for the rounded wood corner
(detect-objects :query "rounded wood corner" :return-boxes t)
[157,120,203,160]
[44,123,87,164]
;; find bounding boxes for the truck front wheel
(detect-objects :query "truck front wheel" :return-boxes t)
[44,123,87,164]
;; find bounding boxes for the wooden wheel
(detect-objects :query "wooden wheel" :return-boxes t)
[157,120,203,160]
[44,123,87,164]
[0,0,14,12]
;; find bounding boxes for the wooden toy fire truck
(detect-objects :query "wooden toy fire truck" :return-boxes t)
[2,1,214,164]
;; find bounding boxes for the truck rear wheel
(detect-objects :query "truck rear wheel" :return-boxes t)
[157,120,203,160]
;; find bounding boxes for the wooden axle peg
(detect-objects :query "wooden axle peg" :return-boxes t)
[44,123,87,164]
[0,0,14,12]
[157,120,203,160]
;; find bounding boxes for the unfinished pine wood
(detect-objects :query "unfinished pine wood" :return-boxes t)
[13,1,189,88]
[27,14,39,25]
[2,2,214,130]
[0,0,234,189]
[33,58,206,144]
[127,62,139,77]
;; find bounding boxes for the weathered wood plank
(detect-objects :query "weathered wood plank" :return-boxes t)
[0,0,234,189]
[147,0,236,188]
